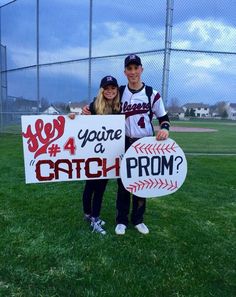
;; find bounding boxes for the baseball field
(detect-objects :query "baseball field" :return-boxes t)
[0,120,235,297]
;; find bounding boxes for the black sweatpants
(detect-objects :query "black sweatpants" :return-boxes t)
[116,136,146,226]
[83,179,108,218]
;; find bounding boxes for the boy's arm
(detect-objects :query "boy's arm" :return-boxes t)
[156,114,170,140]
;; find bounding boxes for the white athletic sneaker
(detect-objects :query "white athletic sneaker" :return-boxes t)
[91,218,106,235]
[115,224,126,235]
[135,223,149,234]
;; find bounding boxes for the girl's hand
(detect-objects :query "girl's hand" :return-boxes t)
[68,113,76,120]
[82,105,91,115]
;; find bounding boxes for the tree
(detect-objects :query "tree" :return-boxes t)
[215,101,228,118]
[185,108,190,117]
[40,97,49,110]
[221,110,228,119]
[53,101,68,113]
[190,108,195,117]
[168,97,180,109]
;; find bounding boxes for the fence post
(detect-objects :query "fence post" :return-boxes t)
[36,0,40,113]
[88,0,93,102]
[0,8,3,133]
[162,0,174,106]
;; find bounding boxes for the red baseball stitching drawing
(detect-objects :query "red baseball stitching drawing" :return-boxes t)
[132,142,177,154]
[127,178,178,193]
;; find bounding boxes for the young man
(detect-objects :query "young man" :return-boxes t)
[115,54,170,235]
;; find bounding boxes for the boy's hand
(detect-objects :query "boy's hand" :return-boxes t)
[156,129,169,141]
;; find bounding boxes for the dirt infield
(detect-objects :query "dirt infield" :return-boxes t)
[154,126,218,132]
[170,126,218,132]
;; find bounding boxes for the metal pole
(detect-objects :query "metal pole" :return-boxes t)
[36,0,40,113]
[162,0,174,106]
[88,0,93,101]
[3,45,7,105]
[0,8,3,133]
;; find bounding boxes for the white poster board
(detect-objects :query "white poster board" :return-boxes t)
[120,137,187,198]
[21,115,125,184]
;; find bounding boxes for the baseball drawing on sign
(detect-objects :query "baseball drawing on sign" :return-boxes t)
[120,137,187,198]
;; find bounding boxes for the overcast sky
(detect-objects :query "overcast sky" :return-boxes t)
[1,0,235,105]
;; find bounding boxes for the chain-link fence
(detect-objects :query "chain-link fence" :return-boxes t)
[0,0,236,137]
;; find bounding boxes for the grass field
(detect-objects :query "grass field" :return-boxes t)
[163,119,236,154]
[0,123,236,297]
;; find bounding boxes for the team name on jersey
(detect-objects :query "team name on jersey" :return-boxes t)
[121,101,150,113]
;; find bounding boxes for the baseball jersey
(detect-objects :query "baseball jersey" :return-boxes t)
[120,84,167,138]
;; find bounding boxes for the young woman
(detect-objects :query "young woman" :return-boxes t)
[70,75,120,235]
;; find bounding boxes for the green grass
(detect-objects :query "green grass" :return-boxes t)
[154,119,236,153]
[0,133,236,297]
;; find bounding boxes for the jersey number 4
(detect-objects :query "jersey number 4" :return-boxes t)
[137,116,145,128]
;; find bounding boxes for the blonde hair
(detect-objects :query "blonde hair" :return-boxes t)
[94,87,120,115]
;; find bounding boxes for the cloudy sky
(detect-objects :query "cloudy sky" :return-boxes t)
[1,0,235,106]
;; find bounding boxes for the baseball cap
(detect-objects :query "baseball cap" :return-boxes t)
[124,54,142,67]
[100,75,118,88]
